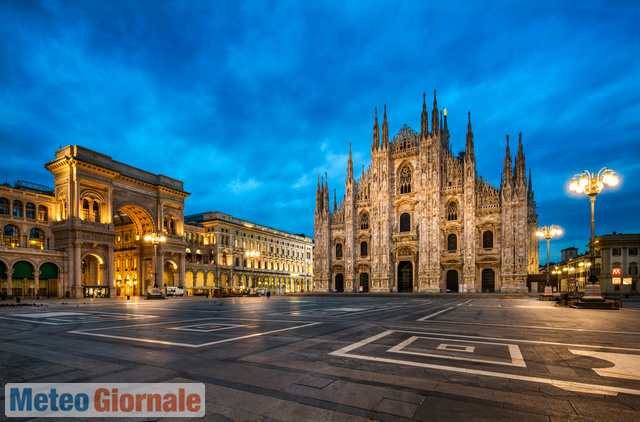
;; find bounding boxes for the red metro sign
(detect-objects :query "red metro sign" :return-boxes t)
[612,267,622,276]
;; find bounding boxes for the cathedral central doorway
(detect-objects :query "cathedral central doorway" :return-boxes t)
[446,270,459,292]
[335,274,344,292]
[397,262,413,292]
[482,269,495,292]
[359,273,369,292]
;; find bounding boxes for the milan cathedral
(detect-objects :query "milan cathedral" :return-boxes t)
[314,91,539,293]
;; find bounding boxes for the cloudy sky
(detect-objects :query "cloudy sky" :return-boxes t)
[1,0,638,263]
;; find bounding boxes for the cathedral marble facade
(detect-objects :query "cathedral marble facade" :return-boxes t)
[314,91,539,294]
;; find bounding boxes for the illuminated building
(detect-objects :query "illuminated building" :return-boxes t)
[0,146,312,298]
[314,92,539,293]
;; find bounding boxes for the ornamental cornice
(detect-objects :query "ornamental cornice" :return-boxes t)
[393,195,418,207]
[390,244,418,255]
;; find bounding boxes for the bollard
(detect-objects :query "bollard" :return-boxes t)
[127,295,130,300]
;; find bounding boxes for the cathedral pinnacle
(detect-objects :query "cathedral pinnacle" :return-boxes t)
[502,135,512,189]
[465,111,474,158]
[514,132,526,185]
[347,142,354,181]
[382,104,389,147]
[421,93,428,137]
[431,89,439,136]
[373,107,380,150]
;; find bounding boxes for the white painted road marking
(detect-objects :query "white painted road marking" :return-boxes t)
[387,335,526,367]
[330,330,640,396]
[417,307,454,321]
[569,349,640,380]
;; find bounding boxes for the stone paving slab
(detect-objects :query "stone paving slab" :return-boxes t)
[1,296,640,420]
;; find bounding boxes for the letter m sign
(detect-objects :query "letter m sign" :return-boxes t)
[612,267,622,276]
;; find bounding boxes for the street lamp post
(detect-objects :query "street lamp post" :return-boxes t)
[144,232,166,295]
[536,225,561,294]
[569,168,619,300]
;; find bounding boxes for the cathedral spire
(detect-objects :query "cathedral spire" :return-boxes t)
[420,93,428,137]
[502,135,512,189]
[347,142,354,181]
[431,89,439,136]
[465,111,474,158]
[316,174,322,212]
[382,104,389,148]
[324,173,330,214]
[333,188,337,213]
[528,168,534,199]
[514,132,526,185]
[372,107,380,150]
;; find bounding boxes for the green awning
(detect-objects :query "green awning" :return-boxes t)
[13,261,34,279]
[40,263,59,279]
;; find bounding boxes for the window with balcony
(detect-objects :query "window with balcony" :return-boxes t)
[400,213,411,232]
[448,234,457,251]
[360,241,368,257]
[483,231,493,248]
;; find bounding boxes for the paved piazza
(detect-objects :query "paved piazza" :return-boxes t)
[2,295,640,421]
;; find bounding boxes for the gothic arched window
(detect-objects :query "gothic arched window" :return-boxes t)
[483,231,494,248]
[448,234,457,251]
[446,201,458,221]
[336,243,343,258]
[400,213,411,232]
[360,213,369,230]
[360,241,368,257]
[399,164,412,194]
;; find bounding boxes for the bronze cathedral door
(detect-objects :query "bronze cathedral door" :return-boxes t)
[397,262,413,292]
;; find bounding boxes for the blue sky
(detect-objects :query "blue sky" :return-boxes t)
[1,0,638,264]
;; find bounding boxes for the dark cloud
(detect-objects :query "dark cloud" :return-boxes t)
[1,0,638,259]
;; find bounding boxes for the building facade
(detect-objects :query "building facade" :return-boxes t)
[0,145,312,298]
[314,92,539,293]
[554,233,639,295]
[182,212,313,295]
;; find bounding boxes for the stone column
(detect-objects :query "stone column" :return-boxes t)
[34,271,40,298]
[179,253,186,288]
[107,244,115,297]
[73,242,83,298]
[156,247,165,291]
[58,271,64,299]
[6,269,13,297]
